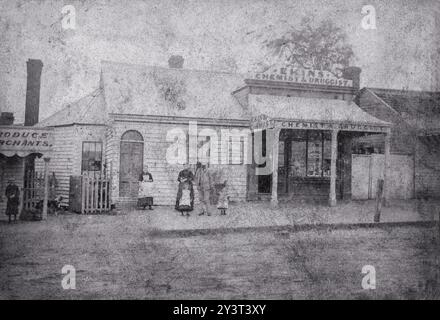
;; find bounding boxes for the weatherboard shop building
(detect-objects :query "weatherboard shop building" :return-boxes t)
[36,58,395,210]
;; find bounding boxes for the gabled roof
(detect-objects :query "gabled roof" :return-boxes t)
[365,88,440,131]
[36,88,106,127]
[100,61,247,120]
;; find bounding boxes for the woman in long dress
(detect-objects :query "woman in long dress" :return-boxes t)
[175,166,194,215]
[138,167,154,210]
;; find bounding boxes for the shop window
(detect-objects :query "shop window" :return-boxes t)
[227,136,245,165]
[257,130,333,194]
[287,130,331,178]
[81,141,103,172]
[290,131,307,177]
[305,131,331,178]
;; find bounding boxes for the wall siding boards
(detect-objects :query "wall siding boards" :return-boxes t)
[109,121,248,207]
[35,125,108,206]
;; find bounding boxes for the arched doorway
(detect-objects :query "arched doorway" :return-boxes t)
[119,130,144,198]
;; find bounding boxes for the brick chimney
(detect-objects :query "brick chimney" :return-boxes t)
[168,55,184,69]
[25,59,43,126]
[0,112,14,125]
[343,66,361,90]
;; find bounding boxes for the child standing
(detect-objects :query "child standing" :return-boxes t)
[138,167,154,210]
[216,181,228,215]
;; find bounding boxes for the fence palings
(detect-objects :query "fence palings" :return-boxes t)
[23,170,56,211]
[81,172,110,214]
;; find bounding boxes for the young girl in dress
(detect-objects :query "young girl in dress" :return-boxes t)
[216,180,229,215]
[138,167,154,210]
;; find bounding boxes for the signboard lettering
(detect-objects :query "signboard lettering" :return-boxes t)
[252,66,353,88]
[0,127,53,155]
[250,118,388,133]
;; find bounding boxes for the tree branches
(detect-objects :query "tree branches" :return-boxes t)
[263,17,354,76]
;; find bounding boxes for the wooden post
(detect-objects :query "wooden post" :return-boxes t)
[85,174,89,214]
[81,174,85,214]
[271,128,280,207]
[42,157,50,220]
[109,161,113,209]
[0,158,5,203]
[329,129,338,207]
[374,179,384,222]
[383,132,391,207]
[99,172,104,213]
[438,210,440,241]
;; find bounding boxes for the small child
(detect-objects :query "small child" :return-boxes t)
[216,182,229,215]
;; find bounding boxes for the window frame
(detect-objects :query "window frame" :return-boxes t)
[81,141,103,173]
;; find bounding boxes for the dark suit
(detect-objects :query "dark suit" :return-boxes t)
[5,184,19,216]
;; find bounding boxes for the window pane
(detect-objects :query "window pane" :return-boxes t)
[82,142,103,172]
[322,132,331,177]
[121,130,143,141]
[278,140,285,167]
[307,131,323,177]
[290,140,306,177]
[198,136,211,164]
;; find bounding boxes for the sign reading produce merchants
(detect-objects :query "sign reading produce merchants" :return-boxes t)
[0,126,53,157]
[252,66,353,88]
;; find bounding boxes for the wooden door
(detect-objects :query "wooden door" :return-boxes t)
[119,140,144,198]
[352,154,371,199]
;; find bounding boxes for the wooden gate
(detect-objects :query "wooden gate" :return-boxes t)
[81,172,111,214]
[352,154,414,200]
[22,170,55,211]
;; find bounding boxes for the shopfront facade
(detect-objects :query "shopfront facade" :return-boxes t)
[237,66,391,206]
[36,60,394,209]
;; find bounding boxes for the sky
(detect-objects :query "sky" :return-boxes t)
[0,0,439,123]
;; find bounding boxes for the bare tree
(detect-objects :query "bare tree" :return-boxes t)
[263,17,354,77]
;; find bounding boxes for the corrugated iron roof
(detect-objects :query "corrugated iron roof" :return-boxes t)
[367,88,440,131]
[100,60,247,120]
[249,94,391,127]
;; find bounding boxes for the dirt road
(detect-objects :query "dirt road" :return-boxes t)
[0,213,438,299]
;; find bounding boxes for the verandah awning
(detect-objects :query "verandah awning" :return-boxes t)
[0,126,53,157]
[249,95,392,133]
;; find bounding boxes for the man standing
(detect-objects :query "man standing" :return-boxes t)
[195,163,211,216]
[5,179,20,223]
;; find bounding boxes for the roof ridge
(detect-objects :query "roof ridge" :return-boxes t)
[100,60,245,78]
[37,88,102,126]
[77,88,103,123]
[367,87,440,96]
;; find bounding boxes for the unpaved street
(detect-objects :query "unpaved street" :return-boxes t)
[0,213,439,299]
